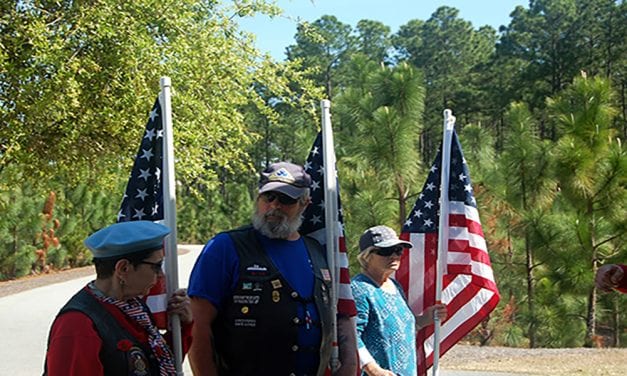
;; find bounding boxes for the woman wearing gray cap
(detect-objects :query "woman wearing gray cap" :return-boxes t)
[43,221,193,376]
[351,225,447,376]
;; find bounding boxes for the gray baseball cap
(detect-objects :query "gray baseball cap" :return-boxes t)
[259,162,312,199]
[359,225,412,252]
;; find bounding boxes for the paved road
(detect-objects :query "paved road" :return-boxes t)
[0,244,524,376]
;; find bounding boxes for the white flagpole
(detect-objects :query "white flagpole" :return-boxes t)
[320,99,340,371]
[160,76,184,375]
[432,109,455,376]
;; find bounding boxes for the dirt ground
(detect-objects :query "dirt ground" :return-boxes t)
[0,265,95,298]
[441,343,627,376]
[2,266,626,375]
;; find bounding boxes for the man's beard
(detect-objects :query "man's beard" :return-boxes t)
[252,207,303,239]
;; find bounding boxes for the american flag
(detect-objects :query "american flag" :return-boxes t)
[300,131,357,317]
[396,130,500,376]
[117,97,164,223]
[117,96,168,328]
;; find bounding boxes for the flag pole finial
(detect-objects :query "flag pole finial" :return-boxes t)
[443,109,455,131]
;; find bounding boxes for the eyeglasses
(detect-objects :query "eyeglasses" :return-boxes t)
[139,259,164,273]
[373,246,405,257]
[260,192,299,206]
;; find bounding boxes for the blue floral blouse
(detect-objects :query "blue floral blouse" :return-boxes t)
[351,273,417,376]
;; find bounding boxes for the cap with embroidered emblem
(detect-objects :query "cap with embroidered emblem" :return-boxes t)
[84,221,170,259]
[359,225,412,252]
[259,162,312,199]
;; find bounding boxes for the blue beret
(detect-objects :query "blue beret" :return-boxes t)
[84,221,170,259]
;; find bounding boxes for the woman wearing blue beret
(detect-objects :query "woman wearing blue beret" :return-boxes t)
[43,221,193,376]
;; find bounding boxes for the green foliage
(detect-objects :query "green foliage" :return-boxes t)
[532,291,587,347]
[501,103,556,211]
[355,19,392,63]
[46,246,68,270]
[457,124,496,183]
[334,62,425,231]
[0,0,310,192]
[286,15,356,99]
[500,325,526,347]
[493,0,626,139]
[177,182,253,244]
[392,6,497,161]
[474,74,626,347]
[0,175,42,279]
[53,183,121,267]
[0,0,319,275]
[548,76,626,264]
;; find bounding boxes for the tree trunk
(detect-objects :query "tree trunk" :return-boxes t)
[325,64,333,100]
[613,297,620,347]
[584,205,598,346]
[605,6,613,78]
[521,164,536,348]
[584,284,597,347]
[621,79,626,139]
[397,176,407,229]
[265,118,271,167]
[525,233,536,348]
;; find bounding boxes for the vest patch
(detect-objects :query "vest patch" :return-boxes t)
[233,295,260,304]
[320,268,331,281]
[245,263,268,275]
[234,318,256,327]
[128,346,149,376]
[271,279,282,289]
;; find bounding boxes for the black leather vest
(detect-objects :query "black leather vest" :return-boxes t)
[213,226,334,376]
[43,288,160,376]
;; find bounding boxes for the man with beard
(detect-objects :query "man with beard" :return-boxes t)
[187,162,357,376]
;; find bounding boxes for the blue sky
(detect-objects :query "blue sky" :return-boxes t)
[238,0,528,60]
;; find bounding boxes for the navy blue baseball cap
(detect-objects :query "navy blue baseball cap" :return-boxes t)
[84,221,170,259]
[259,162,312,199]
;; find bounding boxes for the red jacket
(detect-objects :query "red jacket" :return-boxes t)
[45,287,192,376]
[617,264,627,294]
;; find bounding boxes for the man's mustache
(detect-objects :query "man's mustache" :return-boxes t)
[264,209,287,219]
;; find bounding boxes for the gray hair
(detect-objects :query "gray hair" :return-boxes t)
[298,188,311,204]
[357,246,377,271]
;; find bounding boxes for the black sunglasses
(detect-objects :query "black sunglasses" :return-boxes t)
[261,192,299,205]
[373,246,405,257]
[139,259,164,273]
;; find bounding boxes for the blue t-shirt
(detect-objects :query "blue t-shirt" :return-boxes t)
[351,273,417,376]
[188,230,321,374]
